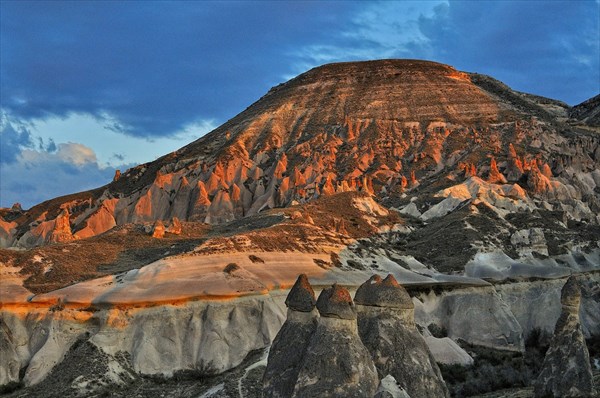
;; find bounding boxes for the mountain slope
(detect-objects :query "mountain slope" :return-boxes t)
[0,60,598,275]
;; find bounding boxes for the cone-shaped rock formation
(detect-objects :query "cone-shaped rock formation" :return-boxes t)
[356,274,450,398]
[263,274,318,398]
[533,276,595,397]
[293,284,378,397]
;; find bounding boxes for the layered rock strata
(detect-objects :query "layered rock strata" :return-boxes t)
[356,274,449,398]
[533,276,595,397]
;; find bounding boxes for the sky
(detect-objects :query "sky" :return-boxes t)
[1,0,599,209]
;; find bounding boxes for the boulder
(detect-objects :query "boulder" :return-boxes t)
[356,274,449,398]
[374,375,411,398]
[533,276,595,397]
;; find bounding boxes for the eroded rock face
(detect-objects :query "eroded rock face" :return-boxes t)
[533,276,595,397]
[8,60,599,250]
[414,286,525,351]
[293,284,378,398]
[356,275,449,398]
[263,274,318,398]
[1,295,285,387]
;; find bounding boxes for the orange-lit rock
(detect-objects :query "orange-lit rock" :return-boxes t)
[487,157,507,184]
[49,209,75,243]
[151,220,165,238]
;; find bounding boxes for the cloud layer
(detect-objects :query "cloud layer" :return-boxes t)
[1,1,598,208]
[0,141,123,209]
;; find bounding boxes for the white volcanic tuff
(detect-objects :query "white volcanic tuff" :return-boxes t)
[497,274,600,339]
[423,336,474,366]
[414,286,525,351]
[0,309,92,386]
[414,274,600,351]
[510,228,548,256]
[466,248,600,280]
[418,177,535,221]
[0,295,285,387]
[374,375,411,398]
[2,272,599,387]
[92,297,284,376]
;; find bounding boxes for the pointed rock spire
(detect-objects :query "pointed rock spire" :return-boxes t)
[533,276,595,397]
[409,170,418,188]
[49,208,75,243]
[285,274,316,312]
[151,220,165,238]
[487,157,507,184]
[321,175,336,196]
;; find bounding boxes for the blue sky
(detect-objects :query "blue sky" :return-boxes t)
[1,0,599,208]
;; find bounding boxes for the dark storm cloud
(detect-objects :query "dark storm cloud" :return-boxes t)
[0,1,361,138]
[417,1,599,105]
[0,119,34,164]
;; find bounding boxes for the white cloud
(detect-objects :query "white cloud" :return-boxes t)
[0,140,123,208]
[19,142,97,166]
[28,112,217,167]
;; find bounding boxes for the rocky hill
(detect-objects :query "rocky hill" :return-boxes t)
[1,59,599,397]
[2,60,599,250]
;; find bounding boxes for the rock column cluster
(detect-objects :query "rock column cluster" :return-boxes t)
[264,274,449,398]
[264,275,379,397]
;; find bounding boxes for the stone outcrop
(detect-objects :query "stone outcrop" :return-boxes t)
[355,275,449,398]
[49,208,75,243]
[374,375,411,398]
[166,217,182,235]
[263,274,318,398]
[505,143,524,182]
[487,157,507,184]
[292,284,379,397]
[533,276,595,397]
[151,220,165,238]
